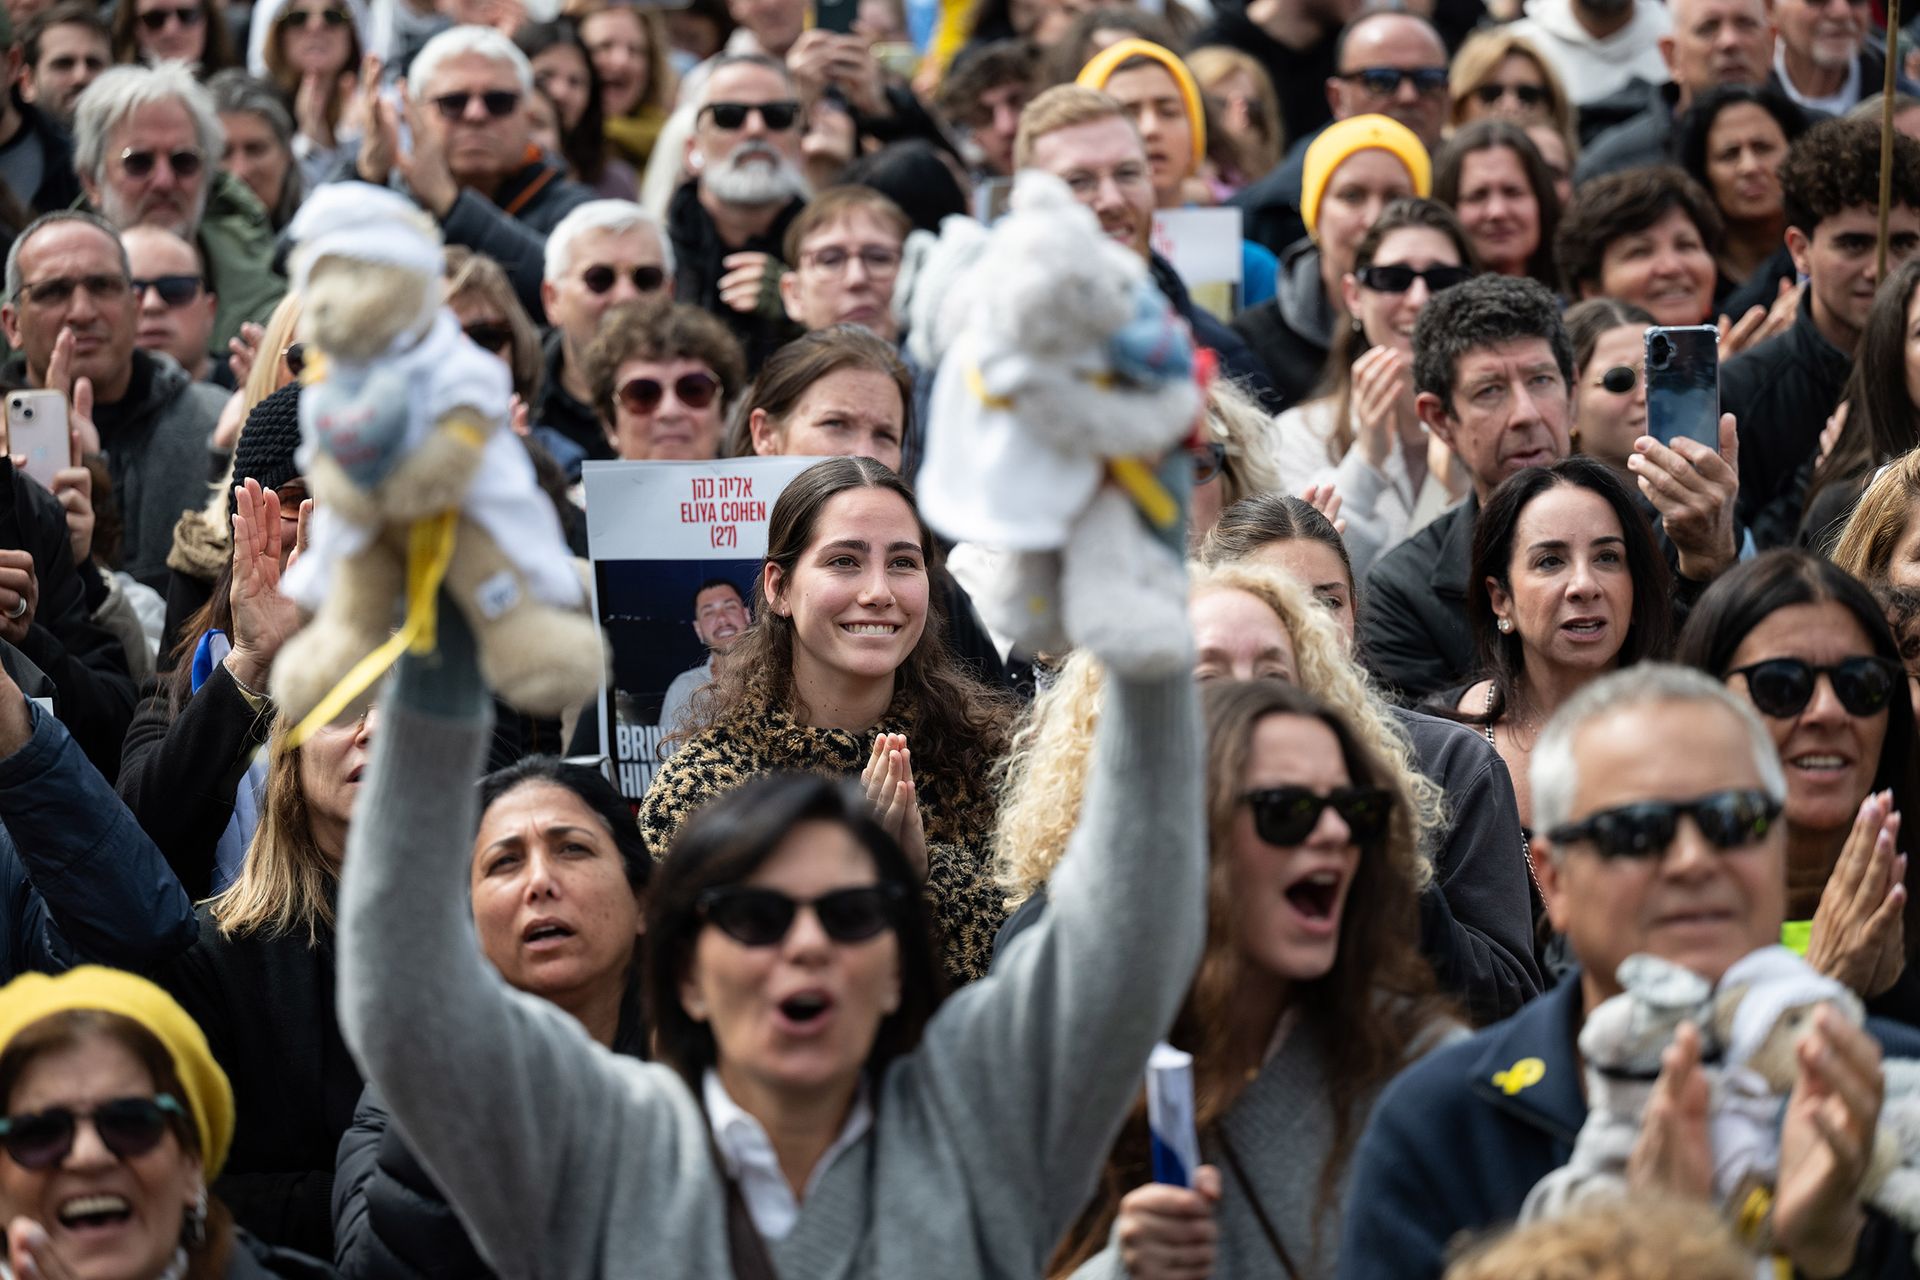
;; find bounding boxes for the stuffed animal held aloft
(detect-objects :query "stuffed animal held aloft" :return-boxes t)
[272,183,602,734]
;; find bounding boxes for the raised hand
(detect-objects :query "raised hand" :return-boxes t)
[0,550,41,646]
[1629,411,1740,582]
[1626,1021,1713,1203]
[226,478,305,693]
[862,731,927,879]
[1775,1007,1882,1278]
[1808,790,1907,998]
[42,423,93,568]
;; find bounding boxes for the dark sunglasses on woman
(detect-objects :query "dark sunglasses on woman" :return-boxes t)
[283,342,307,378]
[1190,442,1227,486]
[1598,365,1640,394]
[279,5,349,26]
[0,1095,186,1170]
[432,91,520,121]
[1546,788,1783,859]
[136,4,202,29]
[1728,656,1901,719]
[120,147,202,180]
[462,322,514,353]
[1356,263,1473,294]
[1243,785,1395,846]
[1474,82,1548,108]
[618,371,720,414]
[582,263,668,295]
[696,883,906,947]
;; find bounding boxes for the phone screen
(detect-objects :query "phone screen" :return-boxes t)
[1643,325,1720,450]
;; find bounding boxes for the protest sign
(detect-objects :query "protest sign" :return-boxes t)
[1151,206,1245,322]
[585,456,818,802]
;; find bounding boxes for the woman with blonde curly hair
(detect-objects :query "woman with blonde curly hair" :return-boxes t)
[1442,1196,1754,1280]
[1447,30,1574,149]
[1045,675,1461,1279]
[1191,377,1287,549]
[1833,448,1920,591]
[995,559,1541,1022]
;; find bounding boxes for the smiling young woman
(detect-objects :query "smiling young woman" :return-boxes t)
[641,457,1017,984]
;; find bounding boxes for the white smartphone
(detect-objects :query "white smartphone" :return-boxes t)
[5,390,68,488]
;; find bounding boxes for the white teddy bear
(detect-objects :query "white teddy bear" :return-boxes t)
[912,171,1203,676]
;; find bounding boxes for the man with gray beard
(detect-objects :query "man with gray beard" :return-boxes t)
[667,52,809,369]
[70,61,283,359]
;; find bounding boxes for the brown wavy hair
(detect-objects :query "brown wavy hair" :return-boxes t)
[681,456,1014,781]
[1048,678,1453,1276]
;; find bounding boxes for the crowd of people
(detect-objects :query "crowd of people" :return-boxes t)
[0,0,1917,1274]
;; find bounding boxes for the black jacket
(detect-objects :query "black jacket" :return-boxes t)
[532,328,613,472]
[1226,126,1315,257]
[666,180,805,371]
[438,154,594,323]
[1361,496,1478,705]
[1722,290,1851,549]
[1228,238,1332,413]
[1147,251,1278,410]
[12,100,81,216]
[160,911,360,1260]
[1720,241,1799,322]
[1336,973,1920,1279]
[0,462,137,779]
[1573,80,1680,182]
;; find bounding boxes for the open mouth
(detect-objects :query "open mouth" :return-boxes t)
[841,623,899,636]
[1561,617,1607,638]
[523,918,576,945]
[778,991,833,1024]
[58,1195,131,1233]
[1283,870,1342,922]
[1788,753,1852,774]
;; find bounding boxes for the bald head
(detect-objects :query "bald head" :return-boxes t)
[1660,0,1775,104]
[1327,12,1449,147]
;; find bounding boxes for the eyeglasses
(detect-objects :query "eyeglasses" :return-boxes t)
[283,342,307,377]
[617,371,721,414]
[131,274,205,307]
[801,245,903,276]
[1243,785,1395,846]
[119,147,202,180]
[1546,788,1783,859]
[278,5,349,27]
[1598,365,1641,394]
[701,100,802,131]
[16,274,130,306]
[0,1095,186,1170]
[463,321,514,353]
[1190,441,1227,485]
[581,263,668,295]
[136,5,202,30]
[1728,656,1901,719]
[1474,82,1549,109]
[430,90,520,121]
[1340,66,1448,95]
[1356,263,1473,294]
[696,883,906,947]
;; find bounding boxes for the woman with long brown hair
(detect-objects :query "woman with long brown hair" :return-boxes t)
[641,455,1017,983]
[1049,677,1458,1279]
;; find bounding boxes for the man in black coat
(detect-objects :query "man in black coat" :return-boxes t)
[352,24,594,322]
[668,53,808,372]
[1363,275,1741,703]
[1723,115,1920,548]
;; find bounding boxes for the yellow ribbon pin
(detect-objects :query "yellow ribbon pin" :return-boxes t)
[1492,1057,1546,1096]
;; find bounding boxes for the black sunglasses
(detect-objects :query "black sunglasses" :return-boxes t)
[696,883,906,947]
[1728,656,1901,719]
[1243,785,1395,847]
[283,342,307,377]
[1599,365,1640,394]
[120,147,202,180]
[18,274,130,306]
[1357,263,1473,294]
[279,5,349,26]
[581,263,669,295]
[1190,441,1227,486]
[1341,66,1448,95]
[1547,788,1783,859]
[136,4,202,29]
[431,90,520,121]
[618,371,720,414]
[131,273,204,307]
[1475,82,1549,108]
[462,322,514,353]
[702,99,801,131]
[0,1095,186,1170]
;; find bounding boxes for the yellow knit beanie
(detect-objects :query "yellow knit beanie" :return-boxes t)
[1075,38,1207,169]
[1299,114,1432,241]
[0,967,234,1178]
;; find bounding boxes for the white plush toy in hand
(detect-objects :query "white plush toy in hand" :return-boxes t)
[273,183,602,737]
[913,171,1203,676]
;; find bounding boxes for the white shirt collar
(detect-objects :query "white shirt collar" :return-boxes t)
[702,1069,874,1242]
[1774,41,1862,114]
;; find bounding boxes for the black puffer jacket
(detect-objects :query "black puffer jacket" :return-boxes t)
[1722,291,1852,549]
[666,180,805,371]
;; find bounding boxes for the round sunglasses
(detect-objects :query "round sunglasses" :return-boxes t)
[1597,365,1641,394]
[1728,656,1901,719]
[136,5,202,29]
[0,1094,185,1170]
[581,264,668,295]
[695,883,906,947]
[283,342,308,378]
[462,321,514,354]
[1242,785,1395,846]
[617,371,720,415]
[278,5,348,27]
[1546,788,1782,860]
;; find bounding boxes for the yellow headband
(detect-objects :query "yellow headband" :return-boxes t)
[1075,38,1207,170]
[0,967,233,1180]
[1299,114,1432,241]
